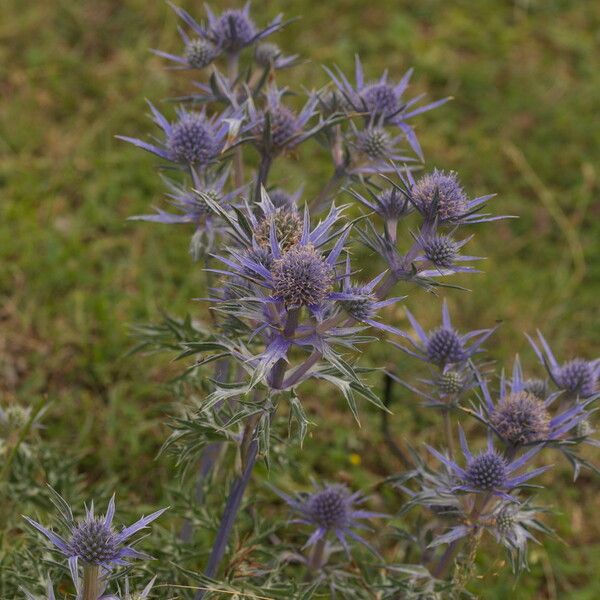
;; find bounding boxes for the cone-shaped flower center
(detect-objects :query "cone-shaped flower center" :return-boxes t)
[361,83,398,117]
[70,518,119,565]
[422,235,459,268]
[356,127,391,159]
[412,170,468,221]
[167,114,217,165]
[307,486,351,530]
[185,39,216,69]
[271,245,334,308]
[465,451,508,491]
[491,391,551,445]
[426,327,466,365]
[339,286,376,321]
[215,10,255,51]
[556,359,596,397]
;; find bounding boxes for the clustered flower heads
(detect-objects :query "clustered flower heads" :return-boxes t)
[25,1,595,597]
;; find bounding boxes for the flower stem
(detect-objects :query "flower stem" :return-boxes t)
[83,565,100,600]
[443,407,455,460]
[254,154,273,202]
[307,537,327,573]
[196,311,300,596]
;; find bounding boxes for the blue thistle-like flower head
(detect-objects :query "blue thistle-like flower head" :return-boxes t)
[490,391,551,446]
[274,482,386,555]
[555,359,597,398]
[475,357,593,449]
[411,170,468,221]
[355,126,392,159]
[167,112,219,165]
[24,491,167,569]
[247,87,322,153]
[348,184,412,221]
[253,42,298,70]
[214,8,256,51]
[421,235,459,268]
[527,331,599,399]
[271,244,334,309]
[361,82,399,118]
[69,518,120,565]
[117,103,237,169]
[522,378,548,400]
[464,450,508,491]
[428,429,550,498]
[330,254,404,332]
[306,485,352,530]
[184,38,218,68]
[392,300,496,367]
[338,285,377,322]
[326,55,449,160]
[426,327,466,365]
[437,369,466,395]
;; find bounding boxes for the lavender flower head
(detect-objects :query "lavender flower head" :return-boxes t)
[396,167,501,225]
[414,232,481,276]
[527,330,599,398]
[271,244,335,309]
[392,300,496,367]
[275,482,386,555]
[326,55,449,159]
[474,357,591,448]
[428,429,550,499]
[248,87,320,153]
[117,103,237,169]
[24,492,167,569]
[330,254,405,333]
[166,2,285,58]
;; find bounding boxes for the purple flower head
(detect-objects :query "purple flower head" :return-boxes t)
[24,491,167,569]
[254,42,298,70]
[325,55,450,159]
[414,232,482,276]
[348,184,412,221]
[428,429,551,499]
[248,87,321,153]
[330,254,405,333]
[271,244,335,309]
[131,169,243,226]
[474,357,592,448]
[117,103,237,169]
[153,34,219,70]
[275,482,386,555]
[165,2,286,57]
[347,124,414,176]
[527,330,599,398]
[396,167,503,225]
[392,300,496,368]
[354,126,392,160]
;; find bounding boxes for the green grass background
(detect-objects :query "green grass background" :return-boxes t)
[1,0,599,597]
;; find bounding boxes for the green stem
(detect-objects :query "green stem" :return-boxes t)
[83,565,100,600]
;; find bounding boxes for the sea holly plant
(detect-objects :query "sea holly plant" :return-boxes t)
[16,2,599,599]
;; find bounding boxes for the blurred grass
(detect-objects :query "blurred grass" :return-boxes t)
[1,0,599,597]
